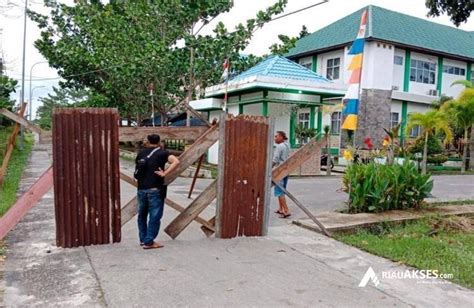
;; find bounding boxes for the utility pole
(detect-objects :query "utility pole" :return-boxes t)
[19,0,28,150]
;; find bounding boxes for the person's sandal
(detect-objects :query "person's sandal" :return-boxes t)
[279,213,291,219]
[143,241,164,249]
[274,210,283,215]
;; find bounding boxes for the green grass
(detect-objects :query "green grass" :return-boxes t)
[335,216,474,289]
[0,126,34,217]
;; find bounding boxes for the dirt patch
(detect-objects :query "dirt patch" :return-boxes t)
[429,216,474,234]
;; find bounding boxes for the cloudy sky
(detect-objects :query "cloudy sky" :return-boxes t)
[1,0,473,117]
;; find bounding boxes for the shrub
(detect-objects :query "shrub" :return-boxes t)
[408,134,444,155]
[342,161,433,213]
[427,155,448,165]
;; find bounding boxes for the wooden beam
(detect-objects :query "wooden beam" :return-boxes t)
[272,179,331,237]
[200,216,215,237]
[0,166,53,241]
[118,126,208,142]
[0,107,44,135]
[272,137,326,182]
[119,172,215,234]
[164,180,217,239]
[164,124,219,185]
[0,103,27,185]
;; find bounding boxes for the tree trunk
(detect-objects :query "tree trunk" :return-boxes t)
[422,132,428,175]
[326,134,331,176]
[461,128,468,173]
[469,124,474,171]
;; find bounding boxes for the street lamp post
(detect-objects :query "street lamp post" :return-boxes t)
[29,61,48,121]
[29,86,45,120]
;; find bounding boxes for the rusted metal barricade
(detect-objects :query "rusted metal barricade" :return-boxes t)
[216,115,274,238]
[53,108,121,248]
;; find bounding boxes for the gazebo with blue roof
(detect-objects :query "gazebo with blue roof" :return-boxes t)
[190,55,347,162]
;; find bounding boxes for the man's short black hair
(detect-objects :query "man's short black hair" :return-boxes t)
[147,134,161,145]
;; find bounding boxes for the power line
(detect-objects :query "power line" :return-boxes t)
[13,0,330,82]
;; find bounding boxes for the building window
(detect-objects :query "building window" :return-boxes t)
[331,112,342,134]
[390,112,399,129]
[326,58,340,80]
[298,112,310,129]
[394,55,403,65]
[410,125,422,138]
[299,59,312,70]
[410,59,436,84]
[443,65,466,76]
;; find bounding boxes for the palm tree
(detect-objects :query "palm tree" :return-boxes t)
[451,80,474,171]
[406,110,453,175]
[442,84,474,172]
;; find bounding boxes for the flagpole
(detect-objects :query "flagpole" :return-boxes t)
[222,58,229,113]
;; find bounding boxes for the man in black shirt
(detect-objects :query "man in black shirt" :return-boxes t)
[135,134,180,249]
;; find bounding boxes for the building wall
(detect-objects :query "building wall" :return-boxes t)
[268,103,291,135]
[242,103,263,115]
[392,48,405,91]
[361,41,395,90]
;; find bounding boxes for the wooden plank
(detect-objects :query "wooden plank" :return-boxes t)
[119,172,215,234]
[164,180,217,239]
[215,113,226,237]
[272,179,331,237]
[0,166,54,241]
[0,103,27,185]
[200,216,216,237]
[272,137,326,182]
[188,154,204,198]
[0,107,43,134]
[164,124,219,185]
[118,126,208,142]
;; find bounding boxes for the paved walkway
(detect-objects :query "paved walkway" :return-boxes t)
[2,144,474,307]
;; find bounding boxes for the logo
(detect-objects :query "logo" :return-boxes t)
[359,267,380,287]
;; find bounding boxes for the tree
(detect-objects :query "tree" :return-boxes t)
[34,87,98,130]
[29,0,288,123]
[269,25,309,55]
[406,110,453,174]
[0,75,17,110]
[442,80,474,172]
[426,0,474,26]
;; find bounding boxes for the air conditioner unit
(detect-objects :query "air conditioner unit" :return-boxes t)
[428,89,438,96]
[392,86,399,91]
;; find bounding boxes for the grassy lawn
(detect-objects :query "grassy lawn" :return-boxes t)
[0,126,34,217]
[335,216,474,289]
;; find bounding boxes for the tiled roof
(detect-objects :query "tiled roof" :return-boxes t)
[232,55,331,83]
[287,5,474,60]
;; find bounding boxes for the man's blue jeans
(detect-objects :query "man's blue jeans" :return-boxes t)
[137,189,165,246]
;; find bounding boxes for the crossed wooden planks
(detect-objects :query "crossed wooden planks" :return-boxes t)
[0,104,28,185]
[120,124,220,238]
[162,134,326,240]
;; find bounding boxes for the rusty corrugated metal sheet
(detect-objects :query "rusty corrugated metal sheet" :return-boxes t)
[53,108,121,248]
[219,115,270,238]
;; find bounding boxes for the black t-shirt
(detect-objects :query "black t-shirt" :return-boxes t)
[135,147,170,190]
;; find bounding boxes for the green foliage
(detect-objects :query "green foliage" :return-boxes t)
[269,25,309,55]
[0,129,34,217]
[29,0,288,122]
[295,124,316,144]
[35,87,106,130]
[0,75,17,110]
[342,161,433,213]
[426,0,474,26]
[409,134,444,155]
[335,216,474,289]
[426,154,448,165]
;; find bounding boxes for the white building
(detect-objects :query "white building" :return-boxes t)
[287,5,474,150]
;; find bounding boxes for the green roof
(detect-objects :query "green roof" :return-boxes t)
[232,55,331,83]
[287,5,474,61]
